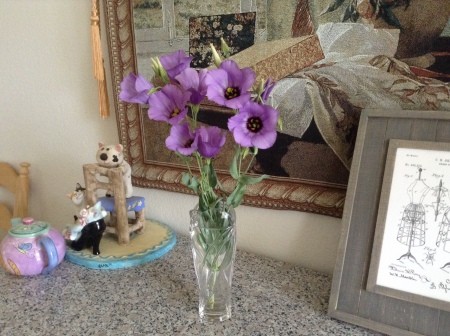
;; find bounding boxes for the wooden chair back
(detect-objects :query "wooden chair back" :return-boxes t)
[0,162,30,236]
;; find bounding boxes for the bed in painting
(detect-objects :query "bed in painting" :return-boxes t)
[235,0,450,189]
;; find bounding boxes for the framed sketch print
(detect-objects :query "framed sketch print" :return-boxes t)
[329,109,450,336]
[367,139,450,312]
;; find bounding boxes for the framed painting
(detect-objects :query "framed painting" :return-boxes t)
[103,0,347,217]
[329,109,450,336]
[103,0,449,218]
[367,139,450,312]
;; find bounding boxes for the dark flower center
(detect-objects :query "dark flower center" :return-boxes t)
[184,139,194,148]
[225,87,240,100]
[171,108,181,118]
[247,117,263,133]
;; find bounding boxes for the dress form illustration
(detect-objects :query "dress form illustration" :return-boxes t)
[436,181,450,269]
[437,208,450,252]
[432,179,447,221]
[397,168,430,264]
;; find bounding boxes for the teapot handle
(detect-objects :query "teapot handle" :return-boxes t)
[39,236,59,275]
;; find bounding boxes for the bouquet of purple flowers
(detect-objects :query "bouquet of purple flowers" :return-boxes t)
[120,44,280,319]
[119,44,279,214]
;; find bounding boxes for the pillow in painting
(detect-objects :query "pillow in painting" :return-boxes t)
[316,22,399,62]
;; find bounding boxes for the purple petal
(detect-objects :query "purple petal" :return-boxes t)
[239,67,257,91]
[220,60,255,91]
[261,78,275,103]
[176,68,199,91]
[165,123,197,155]
[160,50,193,80]
[196,126,226,158]
[119,73,153,104]
[147,84,190,125]
[223,93,252,110]
[249,129,277,149]
[148,90,172,121]
[175,68,208,105]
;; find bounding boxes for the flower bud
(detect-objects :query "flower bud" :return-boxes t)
[255,78,265,96]
[151,57,170,84]
[210,43,222,67]
[220,37,231,58]
[277,117,283,131]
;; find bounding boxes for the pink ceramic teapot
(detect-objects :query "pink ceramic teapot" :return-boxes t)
[0,217,66,276]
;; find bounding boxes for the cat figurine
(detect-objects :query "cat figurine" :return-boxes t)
[69,201,107,255]
[63,183,87,241]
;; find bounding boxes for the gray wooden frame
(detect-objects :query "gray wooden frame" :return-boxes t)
[367,139,450,313]
[328,109,450,336]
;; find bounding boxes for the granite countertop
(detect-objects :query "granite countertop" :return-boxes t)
[0,234,382,336]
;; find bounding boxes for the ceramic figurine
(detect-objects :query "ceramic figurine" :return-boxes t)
[69,201,107,255]
[96,143,133,198]
[63,183,86,241]
[67,182,86,208]
[63,213,85,242]
[0,217,66,276]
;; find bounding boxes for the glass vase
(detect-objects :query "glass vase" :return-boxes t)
[189,201,237,322]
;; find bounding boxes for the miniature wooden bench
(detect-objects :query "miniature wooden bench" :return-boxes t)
[83,163,145,244]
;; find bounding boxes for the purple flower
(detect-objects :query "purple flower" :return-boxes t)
[165,123,198,156]
[196,126,226,158]
[175,68,208,105]
[147,84,190,125]
[119,73,153,104]
[160,50,193,80]
[261,78,275,103]
[228,101,278,149]
[205,60,255,109]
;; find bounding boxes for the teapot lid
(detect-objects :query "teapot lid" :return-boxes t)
[9,217,50,238]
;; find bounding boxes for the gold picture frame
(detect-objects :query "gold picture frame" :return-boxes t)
[102,0,346,217]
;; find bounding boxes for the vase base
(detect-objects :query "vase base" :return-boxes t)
[199,311,231,323]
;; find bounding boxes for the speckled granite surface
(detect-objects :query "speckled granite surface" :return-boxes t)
[0,235,382,336]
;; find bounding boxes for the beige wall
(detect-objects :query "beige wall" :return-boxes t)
[0,0,342,274]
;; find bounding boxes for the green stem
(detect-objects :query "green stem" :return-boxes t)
[190,104,200,128]
[243,150,257,175]
[207,270,218,308]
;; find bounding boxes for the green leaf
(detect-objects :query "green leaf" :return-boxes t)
[202,160,218,189]
[239,174,269,186]
[199,195,208,212]
[181,172,199,193]
[229,147,241,180]
[189,177,199,194]
[181,172,191,186]
[242,147,250,159]
[226,174,269,207]
[227,183,246,208]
